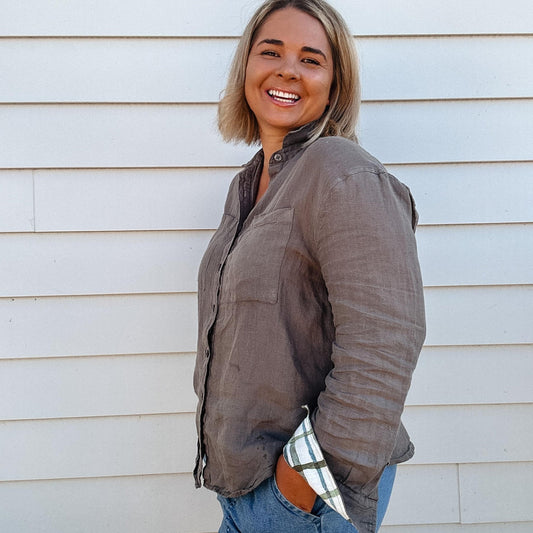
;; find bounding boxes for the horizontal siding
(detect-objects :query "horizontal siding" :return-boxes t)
[424,285,533,346]
[394,162,533,226]
[358,100,533,165]
[33,168,234,232]
[358,36,533,101]
[384,464,459,525]
[0,294,197,358]
[2,405,530,481]
[416,224,533,287]
[1,463,532,532]
[407,345,533,406]
[1,345,530,422]
[1,100,533,168]
[0,231,212,296]
[5,468,531,533]
[2,286,532,359]
[1,162,525,234]
[1,36,531,103]
[380,523,533,532]
[0,413,196,481]
[460,462,533,523]
[0,353,197,420]
[1,224,531,297]
[1,0,531,36]
[0,473,221,533]
[0,170,34,231]
[403,404,533,464]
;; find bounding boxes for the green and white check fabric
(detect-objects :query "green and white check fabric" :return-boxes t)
[283,406,351,522]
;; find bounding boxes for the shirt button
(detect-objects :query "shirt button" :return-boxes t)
[273,153,282,162]
[205,348,210,358]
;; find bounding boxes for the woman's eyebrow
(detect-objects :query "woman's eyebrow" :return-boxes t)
[256,38,283,47]
[301,46,327,60]
[256,39,327,60]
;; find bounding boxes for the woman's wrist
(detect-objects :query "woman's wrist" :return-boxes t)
[275,454,317,512]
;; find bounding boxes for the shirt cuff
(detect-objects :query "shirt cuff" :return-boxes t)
[283,405,351,522]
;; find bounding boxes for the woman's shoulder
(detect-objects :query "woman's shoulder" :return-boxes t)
[300,136,412,206]
[303,136,387,179]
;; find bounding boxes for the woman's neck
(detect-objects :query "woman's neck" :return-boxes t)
[260,131,286,164]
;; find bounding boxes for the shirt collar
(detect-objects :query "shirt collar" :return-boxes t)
[281,121,317,149]
[243,121,318,176]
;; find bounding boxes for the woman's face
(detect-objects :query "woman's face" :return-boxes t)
[245,7,334,143]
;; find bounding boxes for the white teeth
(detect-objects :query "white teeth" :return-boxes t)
[268,89,300,101]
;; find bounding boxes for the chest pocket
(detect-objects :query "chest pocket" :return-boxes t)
[220,207,294,304]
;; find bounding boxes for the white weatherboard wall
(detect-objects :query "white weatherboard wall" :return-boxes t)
[1,0,532,531]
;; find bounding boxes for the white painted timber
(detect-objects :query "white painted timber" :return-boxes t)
[358,100,533,166]
[0,38,235,104]
[34,168,235,232]
[416,224,533,287]
[460,462,533,523]
[0,353,197,421]
[0,413,196,481]
[1,224,531,297]
[2,286,530,359]
[2,100,533,168]
[407,345,533,406]
[358,36,533,101]
[32,163,533,232]
[380,523,533,532]
[0,473,221,533]
[2,344,530,423]
[0,104,254,169]
[1,0,531,36]
[0,170,34,232]
[403,404,533,464]
[383,464,459,525]
[0,293,197,358]
[391,162,533,226]
[424,285,533,346]
[0,231,212,297]
[2,36,531,103]
[1,344,531,422]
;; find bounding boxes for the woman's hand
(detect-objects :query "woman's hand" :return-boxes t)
[275,454,317,513]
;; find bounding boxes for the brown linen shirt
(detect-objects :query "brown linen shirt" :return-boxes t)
[194,124,426,533]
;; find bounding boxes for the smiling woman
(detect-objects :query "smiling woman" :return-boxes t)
[193,2,426,533]
[218,0,360,147]
[244,8,334,201]
[245,9,333,139]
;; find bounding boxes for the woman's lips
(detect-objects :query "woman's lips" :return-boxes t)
[267,89,301,104]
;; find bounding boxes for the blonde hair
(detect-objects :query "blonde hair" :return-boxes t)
[218,0,360,145]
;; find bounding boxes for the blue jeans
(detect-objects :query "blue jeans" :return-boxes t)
[217,464,396,533]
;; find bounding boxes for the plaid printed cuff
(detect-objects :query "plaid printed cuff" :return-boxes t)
[283,406,350,522]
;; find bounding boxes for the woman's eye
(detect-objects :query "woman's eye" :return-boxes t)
[261,50,278,57]
[302,58,320,65]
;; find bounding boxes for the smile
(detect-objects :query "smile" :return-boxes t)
[267,89,301,104]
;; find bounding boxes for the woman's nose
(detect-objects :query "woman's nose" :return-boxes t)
[277,57,300,80]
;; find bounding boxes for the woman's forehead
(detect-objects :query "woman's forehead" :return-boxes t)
[253,8,331,53]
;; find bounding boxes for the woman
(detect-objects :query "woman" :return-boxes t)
[194,1,426,532]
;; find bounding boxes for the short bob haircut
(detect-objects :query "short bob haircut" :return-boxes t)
[218,0,360,146]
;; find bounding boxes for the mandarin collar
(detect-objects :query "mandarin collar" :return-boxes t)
[243,121,318,171]
[281,121,317,149]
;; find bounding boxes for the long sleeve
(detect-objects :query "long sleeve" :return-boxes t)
[311,167,426,515]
